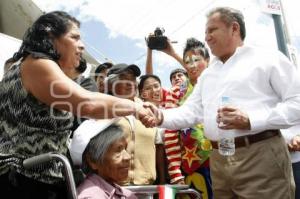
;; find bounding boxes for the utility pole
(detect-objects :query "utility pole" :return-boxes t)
[279,0,298,66]
[272,13,290,59]
[268,0,289,59]
[261,0,298,66]
[278,0,292,44]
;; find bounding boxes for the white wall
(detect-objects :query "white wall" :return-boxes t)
[0,33,21,80]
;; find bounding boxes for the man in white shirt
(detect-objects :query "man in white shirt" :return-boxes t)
[141,7,300,199]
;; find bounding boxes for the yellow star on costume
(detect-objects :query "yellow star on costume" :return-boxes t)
[182,146,201,167]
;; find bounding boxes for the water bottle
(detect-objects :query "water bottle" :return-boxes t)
[218,96,235,156]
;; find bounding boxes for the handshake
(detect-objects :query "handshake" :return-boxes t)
[135,102,163,128]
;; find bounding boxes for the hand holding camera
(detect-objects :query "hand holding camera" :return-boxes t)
[146,27,168,50]
[146,27,177,54]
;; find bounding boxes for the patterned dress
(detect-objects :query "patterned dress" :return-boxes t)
[0,59,73,184]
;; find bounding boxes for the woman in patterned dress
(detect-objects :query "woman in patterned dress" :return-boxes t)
[0,11,150,199]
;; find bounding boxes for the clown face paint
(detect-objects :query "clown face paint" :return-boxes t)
[184,50,208,83]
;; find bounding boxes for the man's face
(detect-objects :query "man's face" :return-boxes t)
[205,12,235,62]
[170,72,187,87]
[96,69,108,93]
[111,70,137,100]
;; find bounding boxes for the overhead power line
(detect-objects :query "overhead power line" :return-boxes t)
[133,0,218,62]
[82,37,114,63]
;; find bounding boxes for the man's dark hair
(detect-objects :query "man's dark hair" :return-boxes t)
[95,62,113,74]
[94,62,113,80]
[207,7,246,41]
[13,11,80,62]
[169,68,188,82]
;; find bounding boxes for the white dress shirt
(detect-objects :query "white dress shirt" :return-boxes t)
[161,45,300,141]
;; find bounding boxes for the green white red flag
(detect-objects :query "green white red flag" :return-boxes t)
[158,185,176,199]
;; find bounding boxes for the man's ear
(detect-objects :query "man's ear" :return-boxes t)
[232,21,240,36]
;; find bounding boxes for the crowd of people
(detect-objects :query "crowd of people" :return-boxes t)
[1,6,300,199]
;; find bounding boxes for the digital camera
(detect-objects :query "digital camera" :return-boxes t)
[146,27,168,50]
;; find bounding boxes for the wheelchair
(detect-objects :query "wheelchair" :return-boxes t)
[23,152,202,199]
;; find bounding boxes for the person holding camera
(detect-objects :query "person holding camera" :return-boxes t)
[168,38,213,199]
[144,29,188,111]
[146,30,214,198]
[145,28,188,89]
[144,29,189,186]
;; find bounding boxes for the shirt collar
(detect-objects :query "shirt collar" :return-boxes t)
[91,174,127,198]
[210,45,246,65]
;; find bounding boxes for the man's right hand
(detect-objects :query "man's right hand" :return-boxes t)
[139,102,163,128]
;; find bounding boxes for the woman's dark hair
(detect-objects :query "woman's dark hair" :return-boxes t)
[183,38,210,60]
[76,57,87,73]
[13,11,80,62]
[138,74,161,93]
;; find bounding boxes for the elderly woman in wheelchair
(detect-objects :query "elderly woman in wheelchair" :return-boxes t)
[70,119,137,199]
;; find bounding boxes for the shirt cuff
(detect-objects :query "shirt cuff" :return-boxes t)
[247,109,271,132]
[159,109,173,129]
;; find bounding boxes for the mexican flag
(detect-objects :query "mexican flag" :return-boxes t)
[158,185,176,199]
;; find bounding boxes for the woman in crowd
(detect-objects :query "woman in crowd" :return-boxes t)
[138,74,166,107]
[0,11,150,199]
[138,74,169,184]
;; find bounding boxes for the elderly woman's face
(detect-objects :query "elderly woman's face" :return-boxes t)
[54,22,85,69]
[97,136,130,184]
